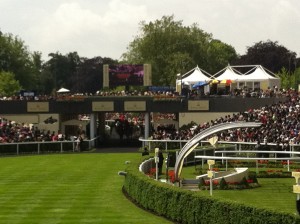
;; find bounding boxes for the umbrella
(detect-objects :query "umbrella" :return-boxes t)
[211,80,220,84]
[192,81,208,88]
[220,79,234,84]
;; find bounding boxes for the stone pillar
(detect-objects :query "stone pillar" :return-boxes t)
[144,112,150,143]
[89,113,97,147]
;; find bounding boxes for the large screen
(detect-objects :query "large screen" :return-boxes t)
[109,64,144,87]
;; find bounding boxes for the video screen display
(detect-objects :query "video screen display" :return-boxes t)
[109,64,144,87]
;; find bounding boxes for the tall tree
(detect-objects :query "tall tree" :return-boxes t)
[0,32,38,90]
[206,39,237,74]
[76,57,117,94]
[121,15,237,86]
[233,40,296,74]
[41,52,81,94]
[31,51,43,91]
[277,67,300,90]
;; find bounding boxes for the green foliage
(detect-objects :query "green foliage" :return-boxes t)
[124,159,300,224]
[277,67,294,90]
[122,15,237,86]
[234,40,296,74]
[248,171,258,183]
[206,39,237,74]
[198,177,206,189]
[219,177,228,190]
[0,32,39,90]
[240,176,249,188]
[0,71,22,96]
[277,67,300,90]
[257,170,292,178]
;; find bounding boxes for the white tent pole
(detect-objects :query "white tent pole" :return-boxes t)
[243,66,256,75]
[181,67,197,79]
[210,66,227,79]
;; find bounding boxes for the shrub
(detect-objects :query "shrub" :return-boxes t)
[122,159,300,224]
[248,171,258,183]
[219,177,228,190]
[198,177,207,190]
[240,177,249,188]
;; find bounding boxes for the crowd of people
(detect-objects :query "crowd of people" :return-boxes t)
[0,86,287,101]
[0,119,66,143]
[151,89,300,149]
[1,87,299,149]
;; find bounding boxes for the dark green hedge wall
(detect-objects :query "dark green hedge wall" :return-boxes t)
[123,160,300,224]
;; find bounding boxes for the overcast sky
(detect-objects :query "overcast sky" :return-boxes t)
[1,0,299,61]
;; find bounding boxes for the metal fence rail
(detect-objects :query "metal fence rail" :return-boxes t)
[139,138,300,153]
[0,137,99,156]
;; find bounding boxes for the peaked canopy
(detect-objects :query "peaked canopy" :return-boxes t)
[57,88,70,93]
[213,66,242,81]
[180,66,212,84]
[239,66,279,81]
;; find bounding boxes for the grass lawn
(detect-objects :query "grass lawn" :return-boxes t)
[180,165,298,214]
[0,153,172,224]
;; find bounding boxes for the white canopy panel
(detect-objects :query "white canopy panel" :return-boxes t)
[57,87,70,93]
[239,66,279,81]
[215,67,242,81]
[181,66,212,83]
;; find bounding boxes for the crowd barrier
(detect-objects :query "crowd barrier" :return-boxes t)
[0,137,99,155]
[139,138,300,154]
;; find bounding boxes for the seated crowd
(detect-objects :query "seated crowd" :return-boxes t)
[151,89,300,148]
[0,86,286,101]
[0,88,299,148]
[0,119,66,143]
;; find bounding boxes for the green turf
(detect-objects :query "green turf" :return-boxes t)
[196,178,297,214]
[180,165,298,214]
[0,153,172,224]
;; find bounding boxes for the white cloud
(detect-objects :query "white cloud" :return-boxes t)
[26,0,148,60]
[1,0,300,60]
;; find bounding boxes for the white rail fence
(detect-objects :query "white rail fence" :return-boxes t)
[139,138,300,153]
[0,137,99,155]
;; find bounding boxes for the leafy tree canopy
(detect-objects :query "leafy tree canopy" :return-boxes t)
[0,31,39,90]
[121,15,237,86]
[233,40,296,74]
[0,71,22,96]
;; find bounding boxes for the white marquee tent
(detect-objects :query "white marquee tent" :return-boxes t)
[211,65,280,91]
[180,66,212,83]
[213,66,242,81]
[235,65,280,90]
[175,64,280,94]
[240,66,278,81]
[176,66,212,94]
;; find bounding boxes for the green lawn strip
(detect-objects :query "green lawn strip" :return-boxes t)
[180,165,298,214]
[0,153,172,224]
[197,178,297,214]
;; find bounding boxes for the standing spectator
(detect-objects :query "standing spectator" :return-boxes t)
[158,149,164,175]
[75,135,82,152]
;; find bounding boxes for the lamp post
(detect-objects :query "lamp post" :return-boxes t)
[207,160,215,196]
[292,172,300,214]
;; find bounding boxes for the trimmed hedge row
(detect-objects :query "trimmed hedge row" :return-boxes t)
[123,159,300,224]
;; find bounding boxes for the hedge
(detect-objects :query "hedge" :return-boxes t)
[122,158,300,224]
